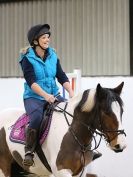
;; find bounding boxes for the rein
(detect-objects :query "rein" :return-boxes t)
[55,103,112,151]
[56,103,91,151]
[56,104,91,150]
[55,103,98,177]
[56,103,73,126]
[55,103,91,177]
[55,102,126,148]
[54,102,126,177]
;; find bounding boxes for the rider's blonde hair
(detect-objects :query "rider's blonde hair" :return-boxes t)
[19,45,31,54]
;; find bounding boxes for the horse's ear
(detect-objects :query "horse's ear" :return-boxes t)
[96,83,102,92]
[113,82,124,95]
[96,83,104,98]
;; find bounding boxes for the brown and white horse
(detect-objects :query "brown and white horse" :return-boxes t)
[0,83,126,177]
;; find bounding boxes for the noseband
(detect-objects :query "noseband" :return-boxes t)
[55,102,126,149]
[96,110,126,144]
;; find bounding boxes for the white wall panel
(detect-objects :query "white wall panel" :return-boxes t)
[0,0,130,76]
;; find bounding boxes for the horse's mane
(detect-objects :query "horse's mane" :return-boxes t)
[74,87,123,116]
[74,89,96,112]
[103,88,123,116]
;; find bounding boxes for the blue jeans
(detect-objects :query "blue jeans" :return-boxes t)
[24,95,66,130]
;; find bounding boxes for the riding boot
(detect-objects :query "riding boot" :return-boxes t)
[92,151,102,161]
[23,127,37,166]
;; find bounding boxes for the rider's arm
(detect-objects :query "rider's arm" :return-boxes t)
[62,82,74,98]
[56,59,74,98]
[20,57,55,103]
[20,56,36,87]
[56,59,69,85]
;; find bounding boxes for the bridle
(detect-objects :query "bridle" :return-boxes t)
[96,108,126,144]
[54,102,126,176]
[55,102,126,149]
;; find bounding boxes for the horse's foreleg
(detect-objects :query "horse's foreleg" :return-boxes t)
[53,170,72,177]
[0,127,13,177]
[50,169,89,177]
[49,174,55,177]
[49,161,88,177]
[51,166,73,177]
[51,169,89,177]
[0,153,12,177]
[50,161,89,177]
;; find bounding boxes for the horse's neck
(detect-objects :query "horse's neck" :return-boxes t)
[66,89,96,115]
[66,93,83,114]
[68,90,97,143]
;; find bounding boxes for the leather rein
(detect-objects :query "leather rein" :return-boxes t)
[55,102,126,150]
[54,102,126,176]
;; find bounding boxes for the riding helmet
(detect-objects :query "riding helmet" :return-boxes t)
[27,24,51,45]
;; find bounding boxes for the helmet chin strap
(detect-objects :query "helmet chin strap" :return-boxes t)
[34,39,46,51]
[38,42,46,51]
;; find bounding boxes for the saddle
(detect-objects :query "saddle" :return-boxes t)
[9,102,60,172]
[9,102,59,145]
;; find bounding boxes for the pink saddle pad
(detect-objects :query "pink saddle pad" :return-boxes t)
[9,113,52,145]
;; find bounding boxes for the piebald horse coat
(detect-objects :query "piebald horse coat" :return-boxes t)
[0,83,126,177]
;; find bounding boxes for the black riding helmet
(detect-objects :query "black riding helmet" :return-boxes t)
[27,24,51,45]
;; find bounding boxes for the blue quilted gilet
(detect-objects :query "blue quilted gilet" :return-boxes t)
[20,47,59,100]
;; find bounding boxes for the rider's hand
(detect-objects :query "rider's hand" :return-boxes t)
[69,91,74,98]
[45,94,56,104]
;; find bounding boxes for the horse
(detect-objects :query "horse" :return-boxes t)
[0,82,126,177]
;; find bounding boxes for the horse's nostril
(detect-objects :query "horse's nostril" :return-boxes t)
[115,144,120,149]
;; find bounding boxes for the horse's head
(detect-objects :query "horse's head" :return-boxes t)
[95,82,126,152]
[72,82,126,153]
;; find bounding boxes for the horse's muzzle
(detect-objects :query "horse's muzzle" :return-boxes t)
[112,143,127,153]
[114,148,123,153]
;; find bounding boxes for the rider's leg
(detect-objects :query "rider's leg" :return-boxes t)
[23,98,47,166]
[23,127,37,166]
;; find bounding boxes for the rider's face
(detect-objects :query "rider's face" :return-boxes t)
[38,34,50,49]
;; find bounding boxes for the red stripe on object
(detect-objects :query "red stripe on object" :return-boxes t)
[72,78,74,91]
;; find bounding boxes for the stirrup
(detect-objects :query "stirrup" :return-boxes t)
[23,151,35,167]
